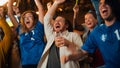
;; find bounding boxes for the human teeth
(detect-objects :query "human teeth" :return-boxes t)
[102,8,106,12]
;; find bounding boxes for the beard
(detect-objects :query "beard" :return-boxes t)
[104,13,115,21]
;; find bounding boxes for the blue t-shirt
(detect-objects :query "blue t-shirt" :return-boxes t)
[17,21,45,65]
[82,20,120,68]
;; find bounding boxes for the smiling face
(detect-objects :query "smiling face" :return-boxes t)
[84,13,97,30]
[53,16,68,33]
[23,12,34,30]
[99,0,113,21]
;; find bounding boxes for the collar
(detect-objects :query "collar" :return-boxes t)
[54,30,69,37]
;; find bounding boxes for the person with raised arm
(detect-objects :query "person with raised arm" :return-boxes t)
[8,0,46,68]
[37,0,83,68]
[61,0,120,68]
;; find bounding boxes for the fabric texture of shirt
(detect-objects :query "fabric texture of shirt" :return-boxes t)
[82,20,120,68]
[47,43,61,68]
[17,21,45,65]
[37,13,83,68]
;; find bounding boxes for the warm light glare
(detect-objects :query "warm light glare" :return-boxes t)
[58,8,63,12]
[13,2,16,6]
[36,11,39,15]
[0,0,8,6]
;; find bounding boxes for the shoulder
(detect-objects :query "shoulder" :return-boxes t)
[69,32,80,37]
[92,24,105,34]
[35,21,44,28]
[68,32,82,41]
[36,21,43,25]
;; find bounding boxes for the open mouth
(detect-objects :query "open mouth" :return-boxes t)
[55,25,60,29]
[88,23,91,25]
[25,22,30,24]
[86,22,92,25]
[102,9,108,14]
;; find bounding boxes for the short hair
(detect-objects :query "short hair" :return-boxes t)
[74,24,85,31]
[101,0,120,21]
[86,10,97,19]
[54,15,73,32]
[65,19,73,32]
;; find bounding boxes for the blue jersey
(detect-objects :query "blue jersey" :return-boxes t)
[82,20,120,68]
[17,21,45,65]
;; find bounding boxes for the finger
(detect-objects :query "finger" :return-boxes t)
[60,56,66,64]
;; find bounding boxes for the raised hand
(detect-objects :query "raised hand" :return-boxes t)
[47,2,52,10]
[60,55,69,64]
[54,0,66,5]
[34,0,44,23]
[55,36,64,47]
[73,4,79,13]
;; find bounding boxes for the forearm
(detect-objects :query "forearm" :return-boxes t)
[68,49,88,61]
[45,1,59,20]
[65,39,87,61]
[34,0,44,23]
[44,1,61,39]
[74,11,80,27]
[8,0,19,28]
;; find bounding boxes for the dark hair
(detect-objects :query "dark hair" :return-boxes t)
[74,24,85,31]
[0,26,4,41]
[86,10,97,19]
[103,0,120,21]
[65,19,73,32]
[54,15,73,32]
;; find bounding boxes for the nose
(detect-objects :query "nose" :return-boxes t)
[85,18,89,23]
[24,17,29,20]
[55,20,59,23]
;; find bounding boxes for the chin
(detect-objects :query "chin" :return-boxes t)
[55,30,59,32]
[26,27,31,30]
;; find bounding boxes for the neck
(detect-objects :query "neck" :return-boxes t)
[105,17,116,26]
[89,26,95,32]
[16,13,21,17]
[89,29,93,32]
